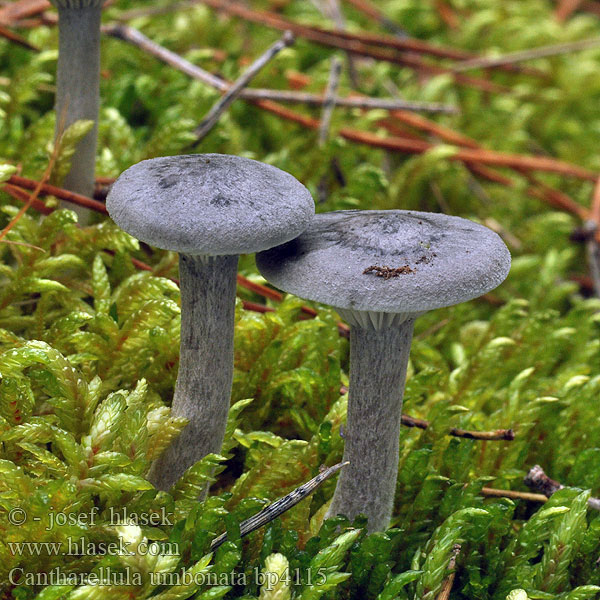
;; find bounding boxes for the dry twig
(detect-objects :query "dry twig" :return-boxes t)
[191,0,515,91]
[453,36,600,72]
[524,465,600,510]
[481,487,548,503]
[7,175,108,214]
[0,0,50,25]
[318,56,343,146]
[103,24,457,113]
[0,23,38,50]
[194,31,295,141]
[210,461,349,550]
[338,385,514,440]
[436,545,461,600]
[555,0,585,21]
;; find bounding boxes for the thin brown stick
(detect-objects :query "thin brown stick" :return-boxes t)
[194,31,295,141]
[335,128,597,181]
[384,110,591,218]
[338,385,514,440]
[524,465,600,510]
[192,0,513,92]
[2,184,53,215]
[7,175,108,214]
[0,110,66,242]
[0,0,50,25]
[453,36,600,72]
[436,545,461,600]
[342,0,408,37]
[449,427,515,441]
[435,0,460,29]
[103,24,457,114]
[403,413,514,440]
[555,0,585,21]
[318,56,342,146]
[481,487,547,503]
[0,23,38,50]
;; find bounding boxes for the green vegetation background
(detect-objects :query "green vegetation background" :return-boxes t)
[1,1,600,599]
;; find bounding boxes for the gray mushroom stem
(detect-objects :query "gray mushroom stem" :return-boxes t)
[53,0,103,212]
[326,316,415,532]
[147,254,239,492]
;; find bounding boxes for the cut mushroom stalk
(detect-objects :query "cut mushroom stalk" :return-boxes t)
[107,154,314,493]
[257,210,511,531]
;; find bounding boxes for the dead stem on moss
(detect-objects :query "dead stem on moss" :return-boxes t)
[103,24,457,114]
[210,461,349,550]
[318,55,343,146]
[524,465,600,510]
[7,174,108,214]
[338,386,514,441]
[194,31,295,141]
[436,544,461,600]
[481,486,548,503]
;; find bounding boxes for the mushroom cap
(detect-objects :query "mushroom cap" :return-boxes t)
[256,210,511,314]
[106,154,315,256]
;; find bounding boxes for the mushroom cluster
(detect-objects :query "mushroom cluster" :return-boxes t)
[107,156,510,530]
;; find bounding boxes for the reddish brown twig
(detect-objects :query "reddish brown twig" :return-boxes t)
[555,0,584,21]
[200,0,541,79]
[336,128,597,181]
[7,175,108,214]
[435,0,460,29]
[193,0,520,90]
[382,110,591,218]
[3,184,53,215]
[0,23,38,50]
[0,0,50,25]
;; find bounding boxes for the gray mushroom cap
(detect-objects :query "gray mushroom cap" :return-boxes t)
[106,154,315,256]
[256,210,511,314]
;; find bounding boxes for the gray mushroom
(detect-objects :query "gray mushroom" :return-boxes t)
[107,154,314,492]
[256,209,511,531]
[50,0,104,222]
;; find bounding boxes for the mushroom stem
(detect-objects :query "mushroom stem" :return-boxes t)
[55,3,102,218]
[326,317,415,532]
[148,253,239,493]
